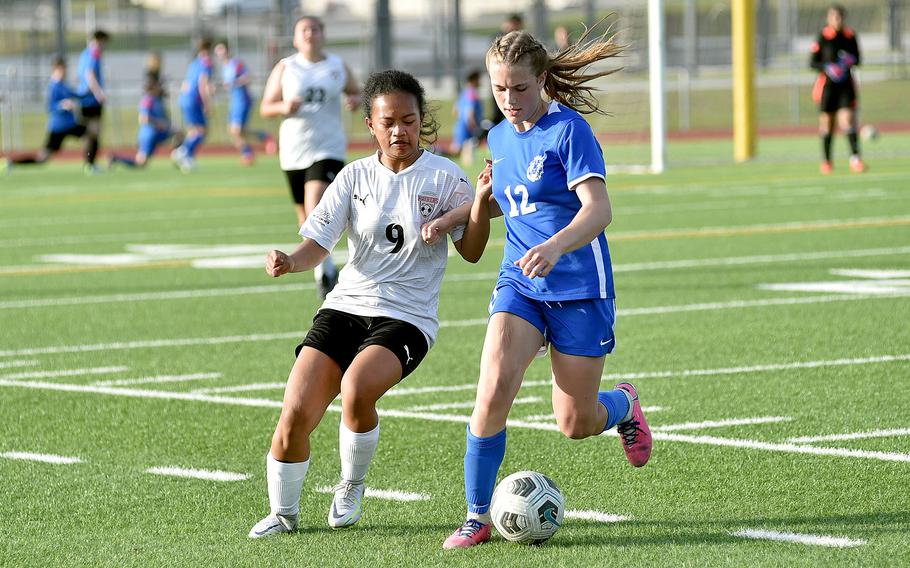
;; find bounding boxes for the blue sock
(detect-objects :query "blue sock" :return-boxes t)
[598,389,631,431]
[464,426,506,515]
[184,133,204,157]
[241,144,253,158]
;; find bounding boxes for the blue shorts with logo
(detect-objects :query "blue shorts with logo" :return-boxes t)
[488,283,616,357]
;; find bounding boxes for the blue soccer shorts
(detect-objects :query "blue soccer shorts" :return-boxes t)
[488,283,616,357]
[181,104,207,128]
[229,102,250,129]
[137,129,171,157]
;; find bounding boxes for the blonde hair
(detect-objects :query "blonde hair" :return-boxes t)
[486,23,623,115]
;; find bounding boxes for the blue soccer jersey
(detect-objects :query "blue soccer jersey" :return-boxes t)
[487,101,614,301]
[138,93,169,132]
[179,54,213,108]
[46,79,78,133]
[222,57,251,107]
[77,43,103,108]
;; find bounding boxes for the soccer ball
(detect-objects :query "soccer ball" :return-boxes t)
[860,124,879,142]
[490,471,565,545]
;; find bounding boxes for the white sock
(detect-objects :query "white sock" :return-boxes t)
[339,420,379,484]
[266,452,309,516]
[467,511,492,525]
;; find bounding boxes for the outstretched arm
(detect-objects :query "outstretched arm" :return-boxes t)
[265,239,330,278]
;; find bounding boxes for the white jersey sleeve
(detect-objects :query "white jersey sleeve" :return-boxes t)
[442,171,473,243]
[299,167,353,252]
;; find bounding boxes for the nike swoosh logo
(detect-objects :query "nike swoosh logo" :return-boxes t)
[600,338,614,346]
[492,157,505,164]
[254,522,281,535]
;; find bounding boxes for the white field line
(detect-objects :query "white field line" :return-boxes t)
[731,529,866,548]
[620,292,910,316]
[6,244,910,310]
[0,332,303,357]
[146,466,249,482]
[0,224,292,248]
[831,269,910,279]
[658,432,910,463]
[3,379,909,463]
[0,360,38,369]
[0,366,129,381]
[93,372,222,387]
[314,485,431,502]
[0,451,83,464]
[613,245,910,273]
[193,382,286,394]
[407,396,542,412]
[565,510,630,523]
[652,416,792,432]
[789,428,910,444]
[0,204,290,229]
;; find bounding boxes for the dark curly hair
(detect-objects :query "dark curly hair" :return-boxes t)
[361,70,439,147]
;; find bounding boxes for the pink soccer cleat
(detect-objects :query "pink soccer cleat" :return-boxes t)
[615,383,652,467]
[849,155,866,173]
[443,519,492,549]
[820,161,833,175]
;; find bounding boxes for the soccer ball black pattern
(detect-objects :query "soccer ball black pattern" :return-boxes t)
[490,471,565,544]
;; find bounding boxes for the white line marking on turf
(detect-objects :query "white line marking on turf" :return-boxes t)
[146,466,249,482]
[6,244,910,309]
[192,382,286,394]
[731,529,866,548]
[789,428,910,443]
[93,372,222,387]
[653,416,792,432]
[620,292,910,316]
[565,510,630,523]
[314,485,431,502]
[1,451,83,464]
[407,396,542,412]
[830,269,910,279]
[0,360,38,369]
[658,433,910,463]
[3,379,909,463]
[0,366,129,381]
[0,332,303,357]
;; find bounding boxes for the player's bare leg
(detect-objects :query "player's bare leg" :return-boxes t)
[249,348,342,538]
[838,107,865,172]
[328,345,403,528]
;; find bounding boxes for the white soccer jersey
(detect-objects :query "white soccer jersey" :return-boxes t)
[279,52,348,171]
[300,150,474,346]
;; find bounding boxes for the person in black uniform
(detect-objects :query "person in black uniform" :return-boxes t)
[810,4,864,174]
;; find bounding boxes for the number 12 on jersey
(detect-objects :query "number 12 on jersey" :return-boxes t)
[503,185,537,217]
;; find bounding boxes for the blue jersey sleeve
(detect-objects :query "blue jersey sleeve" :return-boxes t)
[557,119,606,189]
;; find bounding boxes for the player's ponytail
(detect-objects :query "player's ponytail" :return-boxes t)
[486,23,623,115]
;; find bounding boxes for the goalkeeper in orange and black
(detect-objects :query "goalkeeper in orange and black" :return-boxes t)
[810,3,864,174]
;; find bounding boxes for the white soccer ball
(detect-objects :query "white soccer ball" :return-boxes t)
[860,124,879,142]
[490,470,565,545]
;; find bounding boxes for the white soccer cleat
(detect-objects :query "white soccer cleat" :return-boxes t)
[327,481,364,528]
[248,512,298,538]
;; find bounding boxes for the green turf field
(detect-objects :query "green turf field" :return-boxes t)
[1,135,909,567]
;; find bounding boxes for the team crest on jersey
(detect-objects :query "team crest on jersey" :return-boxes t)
[417,193,438,219]
[526,154,545,182]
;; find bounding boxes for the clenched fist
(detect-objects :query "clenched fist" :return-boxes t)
[265,250,294,277]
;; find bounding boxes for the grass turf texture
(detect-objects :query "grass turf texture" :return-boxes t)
[1,134,909,567]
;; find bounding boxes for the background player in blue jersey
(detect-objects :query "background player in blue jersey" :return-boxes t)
[109,78,180,169]
[214,41,277,166]
[4,57,88,171]
[443,28,654,549]
[76,30,109,174]
[172,38,214,172]
[447,69,483,166]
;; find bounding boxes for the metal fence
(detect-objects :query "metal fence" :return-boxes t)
[1,0,908,163]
